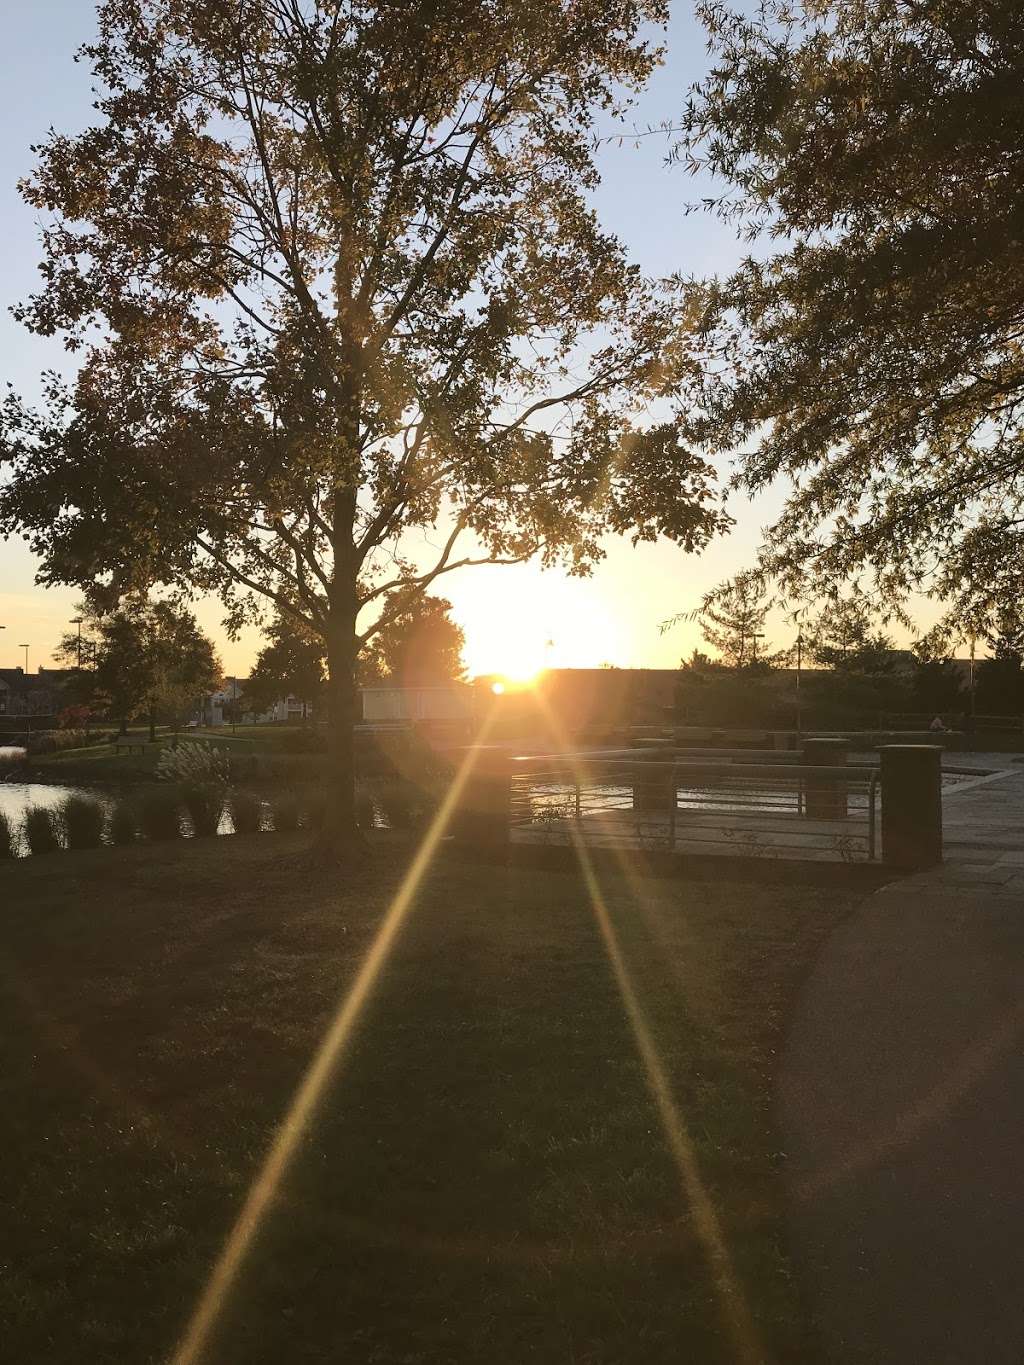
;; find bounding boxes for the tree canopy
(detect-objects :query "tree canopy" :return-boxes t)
[0,0,726,851]
[676,0,1024,641]
[245,614,326,718]
[361,594,465,684]
[57,600,221,737]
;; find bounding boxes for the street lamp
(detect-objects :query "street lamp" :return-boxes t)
[19,644,29,674]
[70,617,84,669]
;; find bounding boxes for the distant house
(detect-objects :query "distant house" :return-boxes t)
[196,676,315,726]
[0,667,75,717]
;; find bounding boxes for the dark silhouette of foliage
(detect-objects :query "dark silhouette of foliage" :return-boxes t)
[24,807,61,856]
[60,795,105,850]
[360,594,465,684]
[677,0,1024,638]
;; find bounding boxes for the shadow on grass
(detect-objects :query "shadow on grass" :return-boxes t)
[0,835,859,1363]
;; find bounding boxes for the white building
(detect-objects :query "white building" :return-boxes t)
[360,684,471,726]
[199,676,313,726]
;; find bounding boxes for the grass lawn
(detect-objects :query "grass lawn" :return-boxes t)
[0,835,863,1364]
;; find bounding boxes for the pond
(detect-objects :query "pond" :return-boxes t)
[0,781,261,855]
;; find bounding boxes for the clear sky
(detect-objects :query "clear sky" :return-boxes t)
[0,4,935,679]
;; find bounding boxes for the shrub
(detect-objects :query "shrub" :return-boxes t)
[183,784,224,837]
[0,811,17,859]
[108,800,138,846]
[301,787,327,832]
[60,795,105,850]
[378,781,425,832]
[156,741,230,788]
[270,792,301,832]
[276,727,324,754]
[355,786,376,832]
[23,806,61,855]
[229,789,263,835]
[140,788,182,842]
[27,728,115,755]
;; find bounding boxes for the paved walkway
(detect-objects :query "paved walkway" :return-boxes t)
[778,761,1024,1364]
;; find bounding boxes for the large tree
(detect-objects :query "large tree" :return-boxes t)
[1,0,724,857]
[361,593,465,684]
[676,0,1024,640]
[57,600,221,739]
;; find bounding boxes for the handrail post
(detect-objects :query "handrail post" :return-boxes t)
[801,737,848,819]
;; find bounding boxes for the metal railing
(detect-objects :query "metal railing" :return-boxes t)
[509,757,880,863]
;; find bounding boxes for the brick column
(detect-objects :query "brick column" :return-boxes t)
[880,745,943,869]
[450,749,511,856]
[802,737,849,819]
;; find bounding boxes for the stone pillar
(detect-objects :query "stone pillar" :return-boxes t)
[802,737,849,819]
[880,745,943,869]
[451,750,511,856]
[632,757,676,813]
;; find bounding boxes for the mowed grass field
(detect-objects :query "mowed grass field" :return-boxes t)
[0,835,862,1363]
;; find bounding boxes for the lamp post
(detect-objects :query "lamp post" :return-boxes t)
[19,644,29,673]
[70,617,83,669]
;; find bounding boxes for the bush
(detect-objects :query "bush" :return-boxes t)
[0,811,17,859]
[355,786,376,832]
[378,781,427,832]
[183,785,224,837]
[140,788,182,842]
[60,795,105,850]
[27,728,116,755]
[156,741,230,788]
[275,727,324,754]
[23,806,61,855]
[301,788,327,832]
[108,800,138,846]
[270,792,301,832]
[229,789,263,835]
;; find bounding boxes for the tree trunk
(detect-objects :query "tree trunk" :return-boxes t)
[118,715,128,736]
[318,612,364,863]
[148,707,156,743]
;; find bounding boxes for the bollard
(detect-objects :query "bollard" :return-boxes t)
[880,745,943,869]
[632,757,676,813]
[451,750,511,857]
[802,737,849,819]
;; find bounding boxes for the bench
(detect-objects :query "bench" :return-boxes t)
[114,739,152,756]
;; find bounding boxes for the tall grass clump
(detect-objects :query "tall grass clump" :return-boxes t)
[140,788,182,842]
[378,780,432,832]
[229,789,263,835]
[24,806,61,855]
[270,792,300,832]
[156,741,230,787]
[158,742,227,838]
[0,810,17,859]
[355,786,376,832]
[183,785,224,837]
[60,795,105,850]
[301,788,326,832]
[108,800,137,846]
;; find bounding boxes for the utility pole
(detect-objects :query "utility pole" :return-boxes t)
[796,624,804,736]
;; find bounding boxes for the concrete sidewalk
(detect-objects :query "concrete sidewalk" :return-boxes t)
[778,768,1024,1364]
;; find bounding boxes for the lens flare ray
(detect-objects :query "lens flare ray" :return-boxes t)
[171,713,497,1365]
[527,689,765,1365]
